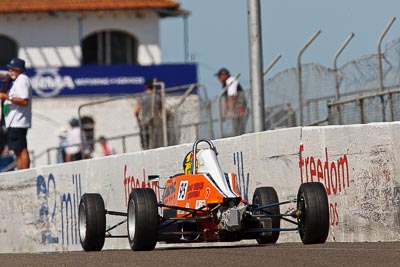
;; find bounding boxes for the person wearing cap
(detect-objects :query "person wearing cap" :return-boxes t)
[215,68,248,136]
[0,58,32,170]
[65,117,83,162]
[134,79,162,150]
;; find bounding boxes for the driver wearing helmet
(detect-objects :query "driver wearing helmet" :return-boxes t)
[182,149,200,174]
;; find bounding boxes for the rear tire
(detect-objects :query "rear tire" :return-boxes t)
[79,193,106,251]
[252,187,280,244]
[127,188,159,251]
[297,182,329,244]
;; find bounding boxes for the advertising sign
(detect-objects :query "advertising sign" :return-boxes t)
[1,64,197,97]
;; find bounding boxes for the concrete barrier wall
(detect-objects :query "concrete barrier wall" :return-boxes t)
[1,122,400,253]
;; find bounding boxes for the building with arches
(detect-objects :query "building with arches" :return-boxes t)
[0,0,188,67]
[0,1,198,166]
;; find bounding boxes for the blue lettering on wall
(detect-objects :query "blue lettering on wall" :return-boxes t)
[60,174,82,245]
[36,174,59,244]
[233,151,249,201]
[36,173,82,246]
[61,193,73,245]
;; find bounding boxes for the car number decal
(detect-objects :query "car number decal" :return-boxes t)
[177,180,189,200]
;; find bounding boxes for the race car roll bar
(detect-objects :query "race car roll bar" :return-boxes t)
[190,139,218,174]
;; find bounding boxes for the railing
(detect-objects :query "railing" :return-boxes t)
[171,83,213,139]
[327,87,400,125]
[31,132,141,166]
[31,82,211,166]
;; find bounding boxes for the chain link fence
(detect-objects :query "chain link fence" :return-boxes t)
[264,37,400,128]
[76,85,212,156]
[83,33,400,155]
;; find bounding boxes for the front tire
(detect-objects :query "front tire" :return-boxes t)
[78,193,106,251]
[253,187,280,244]
[297,182,329,244]
[127,188,159,251]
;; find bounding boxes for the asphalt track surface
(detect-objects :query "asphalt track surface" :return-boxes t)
[2,242,400,267]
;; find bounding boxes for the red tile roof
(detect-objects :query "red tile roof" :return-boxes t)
[0,0,181,13]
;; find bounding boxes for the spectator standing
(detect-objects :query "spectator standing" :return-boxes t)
[134,79,162,150]
[0,58,32,170]
[65,118,83,162]
[98,136,116,156]
[215,68,248,136]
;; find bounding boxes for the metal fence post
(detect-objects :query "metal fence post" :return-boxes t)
[206,100,214,139]
[333,33,354,125]
[358,99,365,124]
[297,29,321,126]
[377,17,396,122]
[327,100,332,125]
[154,80,168,147]
[389,92,394,121]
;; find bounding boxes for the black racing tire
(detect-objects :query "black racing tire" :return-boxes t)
[297,182,329,244]
[252,187,280,244]
[127,188,159,251]
[78,193,106,251]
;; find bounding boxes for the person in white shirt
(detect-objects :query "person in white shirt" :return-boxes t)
[65,118,83,162]
[0,58,32,170]
[215,68,248,136]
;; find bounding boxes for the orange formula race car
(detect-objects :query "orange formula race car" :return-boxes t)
[78,139,329,251]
